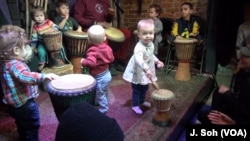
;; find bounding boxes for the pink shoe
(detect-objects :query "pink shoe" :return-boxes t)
[132,106,143,114]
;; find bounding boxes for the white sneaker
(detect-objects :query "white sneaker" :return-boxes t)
[132,106,143,114]
[142,101,151,108]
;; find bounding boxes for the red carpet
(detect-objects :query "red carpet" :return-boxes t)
[0,70,214,141]
[0,73,153,141]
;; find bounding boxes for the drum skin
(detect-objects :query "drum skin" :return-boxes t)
[105,27,125,42]
[46,74,96,120]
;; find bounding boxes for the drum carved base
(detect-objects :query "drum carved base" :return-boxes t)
[175,62,191,81]
[152,111,171,127]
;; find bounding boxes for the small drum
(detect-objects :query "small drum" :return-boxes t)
[46,74,96,120]
[174,38,198,81]
[43,31,65,67]
[63,30,88,74]
[105,27,125,53]
[151,89,174,127]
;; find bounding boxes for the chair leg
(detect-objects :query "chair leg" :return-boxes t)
[199,48,206,75]
[164,44,175,74]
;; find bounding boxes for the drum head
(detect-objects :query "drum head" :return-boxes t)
[50,74,95,91]
[105,27,125,42]
[152,89,174,100]
[64,30,88,39]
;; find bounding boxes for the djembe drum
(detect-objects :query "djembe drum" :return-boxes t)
[43,31,65,67]
[63,30,88,74]
[174,38,198,81]
[151,89,174,127]
[105,27,125,53]
[46,74,96,120]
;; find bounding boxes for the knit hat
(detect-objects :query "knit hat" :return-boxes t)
[55,103,124,141]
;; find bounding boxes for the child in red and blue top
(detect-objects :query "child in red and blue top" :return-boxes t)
[0,25,59,141]
[30,6,60,71]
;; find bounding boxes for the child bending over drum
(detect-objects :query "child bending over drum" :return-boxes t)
[30,6,60,71]
[0,25,59,141]
[123,19,164,115]
[54,0,82,32]
[80,25,114,114]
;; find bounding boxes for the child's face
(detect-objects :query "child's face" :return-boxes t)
[181,4,193,18]
[34,11,45,24]
[57,4,69,17]
[137,25,154,45]
[18,45,28,59]
[149,8,158,19]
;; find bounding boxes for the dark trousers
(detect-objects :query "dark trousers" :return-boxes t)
[8,99,40,141]
[131,83,149,107]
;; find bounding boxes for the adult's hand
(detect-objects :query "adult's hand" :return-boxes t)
[208,110,236,125]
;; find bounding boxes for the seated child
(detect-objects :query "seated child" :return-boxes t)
[54,0,82,32]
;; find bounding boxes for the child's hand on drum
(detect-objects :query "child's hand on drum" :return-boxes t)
[156,61,164,68]
[45,73,60,80]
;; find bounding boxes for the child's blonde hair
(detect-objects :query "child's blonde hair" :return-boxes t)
[0,25,28,60]
[137,19,155,31]
[87,25,105,45]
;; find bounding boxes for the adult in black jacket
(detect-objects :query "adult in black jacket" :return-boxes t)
[198,47,250,125]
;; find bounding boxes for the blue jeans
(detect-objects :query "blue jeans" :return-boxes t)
[94,69,112,113]
[7,99,40,141]
[131,83,149,107]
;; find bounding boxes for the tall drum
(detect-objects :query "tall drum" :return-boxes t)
[151,89,174,127]
[46,74,96,120]
[43,31,65,67]
[174,38,198,81]
[63,31,88,74]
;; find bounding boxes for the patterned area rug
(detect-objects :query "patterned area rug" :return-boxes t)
[0,70,214,141]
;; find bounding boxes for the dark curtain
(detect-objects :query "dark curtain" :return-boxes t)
[206,0,244,74]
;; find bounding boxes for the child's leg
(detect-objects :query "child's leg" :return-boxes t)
[37,44,47,64]
[138,84,149,105]
[131,84,146,114]
[95,70,112,114]
[7,99,40,141]
[37,44,47,70]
